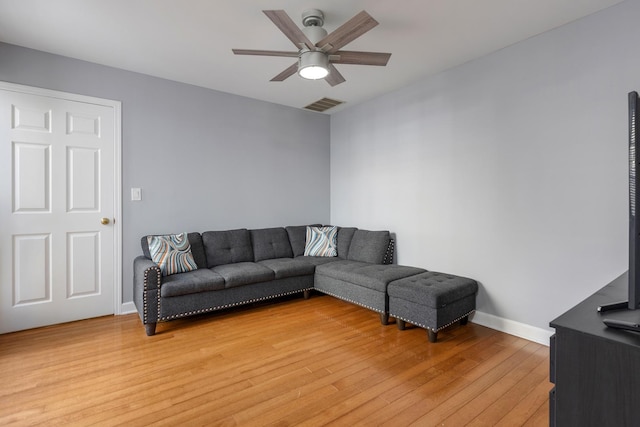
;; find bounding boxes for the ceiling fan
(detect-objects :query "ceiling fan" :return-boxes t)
[232,9,391,86]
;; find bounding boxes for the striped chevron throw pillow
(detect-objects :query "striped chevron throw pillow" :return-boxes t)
[147,232,198,276]
[303,226,338,257]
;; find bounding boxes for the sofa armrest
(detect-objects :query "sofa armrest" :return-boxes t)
[133,256,161,334]
[134,256,161,291]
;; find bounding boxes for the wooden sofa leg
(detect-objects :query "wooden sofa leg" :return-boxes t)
[303,289,311,300]
[397,319,406,330]
[145,323,157,336]
[428,329,438,343]
[460,315,469,325]
[380,313,389,325]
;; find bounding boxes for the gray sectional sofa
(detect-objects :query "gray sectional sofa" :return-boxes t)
[133,225,477,340]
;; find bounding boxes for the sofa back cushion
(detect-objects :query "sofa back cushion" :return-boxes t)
[141,232,208,269]
[285,224,322,257]
[336,227,357,258]
[250,227,294,261]
[347,229,391,264]
[202,229,253,267]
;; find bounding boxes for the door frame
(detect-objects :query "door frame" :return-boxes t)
[0,81,123,315]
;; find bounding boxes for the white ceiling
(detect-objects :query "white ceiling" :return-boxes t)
[0,0,625,114]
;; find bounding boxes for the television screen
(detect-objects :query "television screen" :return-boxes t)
[598,92,640,318]
[629,91,640,309]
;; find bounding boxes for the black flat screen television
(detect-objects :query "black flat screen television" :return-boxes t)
[629,90,640,310]
[599,91,640,325]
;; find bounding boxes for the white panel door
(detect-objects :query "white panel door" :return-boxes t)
[0,85,119,333]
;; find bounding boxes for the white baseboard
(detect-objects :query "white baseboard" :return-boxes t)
[471,311,553,346]
[119,301,137,315]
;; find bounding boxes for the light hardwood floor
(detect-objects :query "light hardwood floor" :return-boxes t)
[0,294,551,426]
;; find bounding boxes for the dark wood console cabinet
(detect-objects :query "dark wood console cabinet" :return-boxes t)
[550,272,640,426]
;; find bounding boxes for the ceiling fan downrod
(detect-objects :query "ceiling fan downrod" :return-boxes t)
[301,9,327,47]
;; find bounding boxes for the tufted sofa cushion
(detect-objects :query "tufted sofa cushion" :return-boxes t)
[250,227,294,261]
[202,229,253,267]
[387,271,479,308]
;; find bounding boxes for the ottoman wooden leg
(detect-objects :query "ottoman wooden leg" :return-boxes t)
[380,313,389,325]
[460,315,469,325]
[397,319,406,330]
[428,329,438,343]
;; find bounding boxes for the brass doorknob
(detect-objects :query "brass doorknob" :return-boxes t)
[101,217,110,225]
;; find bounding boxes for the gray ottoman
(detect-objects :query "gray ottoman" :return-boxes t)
[388,271,478,343]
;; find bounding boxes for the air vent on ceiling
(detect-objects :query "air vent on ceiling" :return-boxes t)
[304,98,345,113]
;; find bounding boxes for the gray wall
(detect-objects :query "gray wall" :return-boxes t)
[0,43,331,304]
[330,0,638,334]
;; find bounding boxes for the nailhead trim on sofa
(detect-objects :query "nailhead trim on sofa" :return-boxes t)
[382,239,395,265]
[316,287,384,314]
[158,287,314,321]
[142,266,161,325]
[143,266,314,324]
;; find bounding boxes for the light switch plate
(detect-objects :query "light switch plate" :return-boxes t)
[131,187,142,201]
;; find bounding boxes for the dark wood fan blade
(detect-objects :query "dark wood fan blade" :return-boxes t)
[271,63,298,82]
[331,51,391,66]
[263,10,314,50]
[317,11,378,53]
[232,49,299,58]
[325,63,346,87]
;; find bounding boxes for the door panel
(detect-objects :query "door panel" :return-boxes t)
[67,146,99,211]
[13,141,51,212]
[67,231,100,298]
[12,233,51,306]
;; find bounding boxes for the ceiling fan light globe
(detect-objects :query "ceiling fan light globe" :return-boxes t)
[298,51,329,80]
[299,65,329,80]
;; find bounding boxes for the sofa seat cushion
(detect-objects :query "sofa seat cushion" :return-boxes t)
[160,269,225,297]
[294,256,343,266]
[211,262,276,288]
[316,260,426,292]
[388,271,479,308]
[258,258,316,279]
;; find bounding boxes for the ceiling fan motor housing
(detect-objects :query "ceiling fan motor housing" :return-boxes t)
[302,9,324,27]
